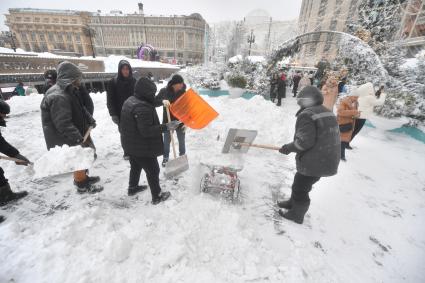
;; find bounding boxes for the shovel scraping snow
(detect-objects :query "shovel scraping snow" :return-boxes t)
[33,127,95,179]
[164,107,189,179]
[222,128,280,153]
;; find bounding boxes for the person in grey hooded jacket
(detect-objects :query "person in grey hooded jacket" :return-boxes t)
[277,86,341,224]
[40,61,103,194]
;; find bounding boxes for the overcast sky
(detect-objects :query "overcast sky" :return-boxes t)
[0,0,302,30]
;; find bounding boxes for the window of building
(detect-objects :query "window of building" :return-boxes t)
[31,32,37,41]
[35,17,40,22]
[167,52,174,57]
[15,17,22,22]
[53,18,59,23]
[48,32,54,41]
[43,18,49,23]
[67,33,72,42]
[178,52,183,58]
[77,45,83,54]
[72,19,77,24]
[20,32,27,41]
[24,17,30,22]
[62,19,69,23]
[24,43,30,50]
[39,34,45,41]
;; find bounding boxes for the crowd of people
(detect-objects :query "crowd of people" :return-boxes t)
[0,60,187,223]
[0,59,385,225]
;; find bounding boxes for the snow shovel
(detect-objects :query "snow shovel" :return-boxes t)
[0,155,34,165]
[164,106,189,179]
[32,127,95,179]
[222,128,280,153]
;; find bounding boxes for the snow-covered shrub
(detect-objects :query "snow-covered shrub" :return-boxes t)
[227,75,247,88]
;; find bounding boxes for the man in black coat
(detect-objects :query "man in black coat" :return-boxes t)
[120,77,179,204]
[277,72,287,106]
[292,72,301,97]
[40,61,102,194]
[107,60,136,125]
[277,86,341,224]
[154,74,186,167]
[0,100,30,222]
[43,69,57,94]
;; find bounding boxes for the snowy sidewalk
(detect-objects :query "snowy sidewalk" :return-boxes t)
[0,93,424,283]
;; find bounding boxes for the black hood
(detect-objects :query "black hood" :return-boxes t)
[134,77,157,104]
[297,86,324,105]
[117,60,133,80]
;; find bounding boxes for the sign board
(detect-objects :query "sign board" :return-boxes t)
[0,55,105,74]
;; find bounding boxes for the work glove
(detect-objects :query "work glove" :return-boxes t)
[111,115,119,125]
[166,120,181,131]
[162,100,171,107]
[279,144,292,155]
[14,153,30,166]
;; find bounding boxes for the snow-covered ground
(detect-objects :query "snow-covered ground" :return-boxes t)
[0,91,424,283]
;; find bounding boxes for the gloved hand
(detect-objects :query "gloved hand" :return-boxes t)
[90,121,97,129]
[111,115,119,125]
[166,120,181,131]
[279,144,291,155]
[181,125,187,132]
[162,100,171,107]
[14,153,30,166]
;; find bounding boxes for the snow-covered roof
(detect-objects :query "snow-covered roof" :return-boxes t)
[8,8,84,15]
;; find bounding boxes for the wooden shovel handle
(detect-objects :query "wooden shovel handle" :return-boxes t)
[83,126,93,143]
[166,106,178,159]
[0,155,33,165]
[238,142,281,151]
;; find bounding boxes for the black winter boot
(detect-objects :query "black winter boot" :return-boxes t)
[279,201,310,224]
[128,185,148,196]
[74,179,103,194]
[0,215,5,223]
[0,184,28,206]
[277,199,292,210]
[152,191,171,205]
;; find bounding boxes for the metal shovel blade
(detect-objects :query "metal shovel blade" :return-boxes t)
[222,128,258,154]
[164,154,189,179]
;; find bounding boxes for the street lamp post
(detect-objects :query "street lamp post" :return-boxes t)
[247,29,255,56]
[6,31,17,52]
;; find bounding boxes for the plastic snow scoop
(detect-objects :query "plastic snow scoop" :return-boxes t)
[170,88,219,129]
[222,128,281,153]
[164,106,189,179]
[32,127,95,179]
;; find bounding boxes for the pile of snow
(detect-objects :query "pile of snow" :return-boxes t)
[103,55,180,73]
[33,145,95,179]
[228,54,243,64]
[0,92,424,282]
[247,56,265,64]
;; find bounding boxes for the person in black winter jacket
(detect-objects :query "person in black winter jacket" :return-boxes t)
[0,100,30,222]
[107,60,136,125]
[277,86,341,224]
[277,72,287,106]
[120,77,180,204]
[40,61,102,194]
[154,74,187,167]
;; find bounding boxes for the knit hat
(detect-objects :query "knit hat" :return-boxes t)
[168,74,184,87]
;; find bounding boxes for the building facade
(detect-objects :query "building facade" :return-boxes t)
[4,4,207,64]
[296,0,360,66]
[89,4,207,64]
[400,0,425,56]
[5,8,94,56]
[296,0,425,65]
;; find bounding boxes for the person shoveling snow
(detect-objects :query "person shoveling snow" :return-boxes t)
[0,100,30,219]
[40,61,103,194]
[277,86,341,224]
